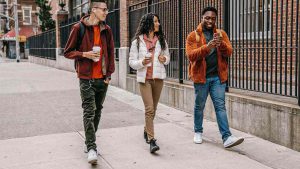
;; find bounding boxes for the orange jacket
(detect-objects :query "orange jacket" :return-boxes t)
[186,23,232,84]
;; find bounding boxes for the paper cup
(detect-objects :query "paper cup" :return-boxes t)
[145,53,152,67]
[92,46,101,55]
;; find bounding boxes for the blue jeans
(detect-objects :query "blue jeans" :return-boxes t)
[194,76,231,142]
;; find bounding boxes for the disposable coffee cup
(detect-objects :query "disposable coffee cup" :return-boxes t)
[93,46,101,55]
[145,53,152,67]
[92,46,101,62]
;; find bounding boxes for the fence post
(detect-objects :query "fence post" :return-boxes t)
[296,28,300,106]
[298,0,300,106]
[223,0,230,92]
[178,0,183,83]
[147,0,152,13]
[55,10,68,56]
[118,0,130,89]
[298,54,300,106]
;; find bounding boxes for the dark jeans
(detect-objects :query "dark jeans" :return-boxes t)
[79,78,108,151]
[194,76,232,142]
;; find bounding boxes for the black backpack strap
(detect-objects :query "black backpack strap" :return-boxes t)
[76,22,85,50]
[74,22,85,70]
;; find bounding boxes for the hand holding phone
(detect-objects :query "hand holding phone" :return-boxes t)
[213,31,222,47]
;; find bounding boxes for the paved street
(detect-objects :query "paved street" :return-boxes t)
[0,60,299,169]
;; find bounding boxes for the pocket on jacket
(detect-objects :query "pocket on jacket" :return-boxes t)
[192,61,201,74]
[78,59,91,76]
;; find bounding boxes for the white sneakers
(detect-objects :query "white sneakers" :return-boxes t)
[194,133,244,148]
[193,132,203,144]
[87,149,98,165]
[223,136,244,148]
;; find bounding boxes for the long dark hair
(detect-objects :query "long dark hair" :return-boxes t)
[134,13,166,50]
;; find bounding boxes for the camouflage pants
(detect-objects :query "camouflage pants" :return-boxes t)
[79,78,108,151]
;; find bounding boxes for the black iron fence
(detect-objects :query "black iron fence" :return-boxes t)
[27,29,56,60]
[227,0,299,100]
[28,0,120,61]
[60,0,120,60]
[106,0,120,52]
[129,0,300,105]
[129,0,224,80]
[60,15,81,50]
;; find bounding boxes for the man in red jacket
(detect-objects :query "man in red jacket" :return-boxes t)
[186,6,244,148]
[64,0,114,165]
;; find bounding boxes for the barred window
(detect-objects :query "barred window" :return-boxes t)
[230,0,271,39]
[72,0,89,17]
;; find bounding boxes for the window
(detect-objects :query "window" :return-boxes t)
[72,0,89,17]
[230,0,271,39]
[22,6,32,25]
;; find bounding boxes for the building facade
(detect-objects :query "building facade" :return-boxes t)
[1,0,40,58]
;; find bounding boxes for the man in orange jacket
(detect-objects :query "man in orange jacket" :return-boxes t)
[186,6,244,148]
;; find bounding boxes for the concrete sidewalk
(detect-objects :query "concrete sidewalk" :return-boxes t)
[0,62,299,169]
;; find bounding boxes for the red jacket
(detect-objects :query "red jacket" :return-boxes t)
[186,23,232,83]
[64,15,115,79]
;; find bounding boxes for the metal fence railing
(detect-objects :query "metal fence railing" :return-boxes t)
[128,0,300,105]
[28,0,120,62]
[129,0,224,82]
[60,0,120,60]
[227,0,299,100]
[27,29,56,60]
[60,15,81,50]
[107,0,121,59]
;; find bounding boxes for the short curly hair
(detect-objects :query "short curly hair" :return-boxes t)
[202,6,218,16]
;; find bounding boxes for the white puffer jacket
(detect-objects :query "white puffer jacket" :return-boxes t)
[129,35,170,83]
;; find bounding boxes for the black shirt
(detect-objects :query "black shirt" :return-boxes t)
[203,28,218,78]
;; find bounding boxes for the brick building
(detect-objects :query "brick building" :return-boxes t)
[1,0,40,58]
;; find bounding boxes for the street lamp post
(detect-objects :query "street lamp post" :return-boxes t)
[14,0,20,62]
[59,0,66,11]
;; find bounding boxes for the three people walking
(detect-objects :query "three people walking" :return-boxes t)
[64,0,243,164]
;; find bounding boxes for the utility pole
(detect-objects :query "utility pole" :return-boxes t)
[13,0,20,62]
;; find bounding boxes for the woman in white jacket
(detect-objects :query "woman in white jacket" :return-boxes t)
[129,13,170,153]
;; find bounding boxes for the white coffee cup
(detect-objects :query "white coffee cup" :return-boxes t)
[92,46,101,62]
[145,53,152,67]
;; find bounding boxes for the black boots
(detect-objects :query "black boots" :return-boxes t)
[144,131,160,153]
[144,131,150,143]
[149,139,160,153]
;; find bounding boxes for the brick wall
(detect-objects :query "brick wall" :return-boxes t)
[49,0,60,20]
[7,0,40,35]
[120,0,129,47]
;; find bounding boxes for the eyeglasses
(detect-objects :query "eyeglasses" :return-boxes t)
[93,7,109,13]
